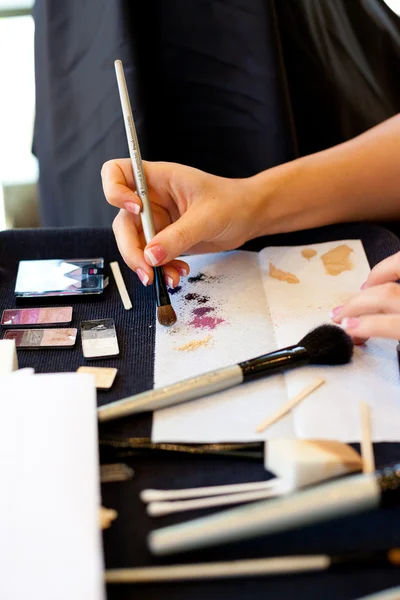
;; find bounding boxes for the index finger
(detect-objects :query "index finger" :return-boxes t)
[364,252,400,289]
[112,209,153,284]
[101,159,142,210]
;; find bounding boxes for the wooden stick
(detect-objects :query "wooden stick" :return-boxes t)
[147,483,286,517]
[141,479,279,503]
[256,377,326,433]
[110,261,132,310]
[100,507,118,529]
[105,555,329,583]
[360,401,375,474]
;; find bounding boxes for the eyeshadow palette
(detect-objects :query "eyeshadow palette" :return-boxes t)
[3,328,77,349]
[81,319,119,359]
[1,307,73,328]
[15,258,108,298]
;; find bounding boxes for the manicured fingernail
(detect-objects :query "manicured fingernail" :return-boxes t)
[341,317,360,330]
[177,267,188,277]
[360,281,367,290]
[329,305,343,319]
[165,276,174,289]
[136,268,149,286]
[144,245,167,266]
[124,201,140,215]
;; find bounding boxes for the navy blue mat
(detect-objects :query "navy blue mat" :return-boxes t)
[1,223,400,600]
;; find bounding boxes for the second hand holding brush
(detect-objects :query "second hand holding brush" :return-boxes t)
[114,59,176,327]
[98,324,353,422]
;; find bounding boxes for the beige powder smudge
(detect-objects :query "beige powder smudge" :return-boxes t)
[269,262,300,284]
[302,248,317,260]
[321,244,353,276]
[175,335,213,352]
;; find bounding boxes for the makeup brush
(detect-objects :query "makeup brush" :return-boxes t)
[98,324,353,422]
[149,462,400,556]
[106,549,400,583]
[114,59,176,327]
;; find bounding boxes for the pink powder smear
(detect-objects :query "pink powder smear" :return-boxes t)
[190,315,225,330]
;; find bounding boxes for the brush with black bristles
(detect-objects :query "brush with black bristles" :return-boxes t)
[98,324,353,422]
[114,59,177,327]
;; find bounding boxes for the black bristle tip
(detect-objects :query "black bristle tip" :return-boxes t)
[157,304,177,327]
[299,324,354,365]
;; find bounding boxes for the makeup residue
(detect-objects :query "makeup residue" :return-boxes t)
[192,307,215,317]
[185,293,210,304]
[188,272,216,284]
[169,286,182,295]
[190,315,225,330]
[175,335,213,352]
[321,245,353,276]
[302,248,317,260]
[269,262,300,284]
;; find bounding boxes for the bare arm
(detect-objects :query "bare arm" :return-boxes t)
[250,114,400,237]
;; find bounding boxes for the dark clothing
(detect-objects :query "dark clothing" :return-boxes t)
[33,1,399,227]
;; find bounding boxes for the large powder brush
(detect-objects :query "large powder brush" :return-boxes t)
[98,324,354,422]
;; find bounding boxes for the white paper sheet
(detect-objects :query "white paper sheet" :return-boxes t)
[152,241,400,443]
[152,252,290,442]
[260,240,400,442]
[0,373,105,600]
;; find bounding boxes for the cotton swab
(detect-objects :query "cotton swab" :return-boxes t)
[147,484,287,517]
[140,478,279,503]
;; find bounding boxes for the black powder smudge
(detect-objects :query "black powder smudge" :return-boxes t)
[169,286,182,295]
[188,272,216,284]
[185,293,210,304]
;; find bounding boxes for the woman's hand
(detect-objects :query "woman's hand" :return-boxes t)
[330,252,400,340]
[101,159,259,287]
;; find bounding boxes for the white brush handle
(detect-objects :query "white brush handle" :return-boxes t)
[114,59,155,244]
[97,365,243,421]
[148,473,380,556]
[147,485,285,517]
[105,555,329,583]
[141,479,278,503]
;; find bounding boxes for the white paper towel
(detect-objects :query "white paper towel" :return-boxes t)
[152,241,400,443]
[152,251,290,442]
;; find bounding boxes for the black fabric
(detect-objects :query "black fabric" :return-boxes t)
[1,224,400,599]
[33,0,292,227]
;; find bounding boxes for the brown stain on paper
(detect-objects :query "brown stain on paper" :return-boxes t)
[302,248,317,260]
[321,244,353,276]
[175,335,213,352]
[269,262,300,284]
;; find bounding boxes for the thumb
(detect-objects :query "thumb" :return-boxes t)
[144,209,207,265]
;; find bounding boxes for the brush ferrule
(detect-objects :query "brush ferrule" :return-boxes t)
[154,266,170,307]
[239,345,309,382]
[377,464,400,507]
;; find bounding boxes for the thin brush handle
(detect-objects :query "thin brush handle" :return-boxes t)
[114,60,155,244]
[105,555,330,583]
[97,344,308,422]
[105,550,398,583]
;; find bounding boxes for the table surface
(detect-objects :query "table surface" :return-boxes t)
[1,223,400,600]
